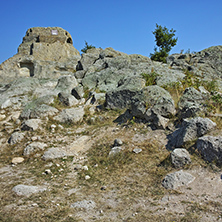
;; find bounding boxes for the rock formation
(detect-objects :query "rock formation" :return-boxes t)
[0,27,80,82]
[1,27,222,221]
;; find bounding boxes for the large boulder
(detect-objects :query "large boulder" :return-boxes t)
[196,136,222,164]
[105,76,145,109]
[131,85,176,119]
[167,117,216,149]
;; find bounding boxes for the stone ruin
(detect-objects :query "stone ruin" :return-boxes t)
[0,27,80,82]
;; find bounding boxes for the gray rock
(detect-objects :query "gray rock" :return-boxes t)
[53,106,85,124]
[42,147,67,160]
[8,132,25,145]
[196,136,222,164]
[105,88,140,110]
[109,147,122,156]
[167,117,216,149]
[70,200,96,210]
[162,170,195,189]
[23,142,47,156]
[76,48,102,71]
[178,87,208,119]
[131,85,176,119]
[167,46,222,79]
[99,47,128,59]
[20,104,59,120]
[12,184,47,197]
[54,75,78,94]
[114,138,123,146]
[21,119,42,131]
[71,86,84,100]
[171,148,191,168]
[58,92,79,106]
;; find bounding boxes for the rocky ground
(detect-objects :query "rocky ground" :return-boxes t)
[1,27,222,221]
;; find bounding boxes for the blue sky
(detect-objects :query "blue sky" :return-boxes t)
[0,0,221,64]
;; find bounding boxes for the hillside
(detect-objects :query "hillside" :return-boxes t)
[1,27,222,221]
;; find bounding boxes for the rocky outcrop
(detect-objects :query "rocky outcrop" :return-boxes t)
[167,45,222,80]
[0,27,80,83]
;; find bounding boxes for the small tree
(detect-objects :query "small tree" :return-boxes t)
[81,41,95,54]
[150,24,178,63]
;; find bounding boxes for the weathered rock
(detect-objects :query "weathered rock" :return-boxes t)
[23,142,47,156]
[12,184,47,197]
[167,117,216,149]
[178,87,208,119]
[8,132,25,145]
[162,170,195,189]
[105,76,145,109]
[114,138,123,147]
[71,86,84,100]
[167,46,222,79]
[76,48,102,71]
[21,119,42,131]
[58,92,79,106]
[54,75,78,94]
[196,136,222,164]
[100,47,128,59]
[42,147,67,160]
[131,85,176,119]
[20,100,59,119]
[53,106,85,124]
[109,147,122,156]
[0,27,80,83]
[171,148,191,168]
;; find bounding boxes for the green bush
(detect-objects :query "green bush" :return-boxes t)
[81,41,95,54]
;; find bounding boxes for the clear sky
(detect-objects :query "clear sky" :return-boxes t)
[0,0,221,64]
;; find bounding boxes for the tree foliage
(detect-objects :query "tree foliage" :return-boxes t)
[81,41,95,54]
[150,24,178,63]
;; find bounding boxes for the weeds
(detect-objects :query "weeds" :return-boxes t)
[141,71,159,86]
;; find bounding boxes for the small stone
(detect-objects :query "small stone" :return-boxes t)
[0,114,6,121]
[12,157,24,164]
[58,124,64,130]
[74,164,82,171]
[85,175,91,180]
[82,165,89,171]
[114,138,123,146]
[51,124,56,129]
[101,186,106,190]
[45,169,52,174]
[133,148,142,154]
